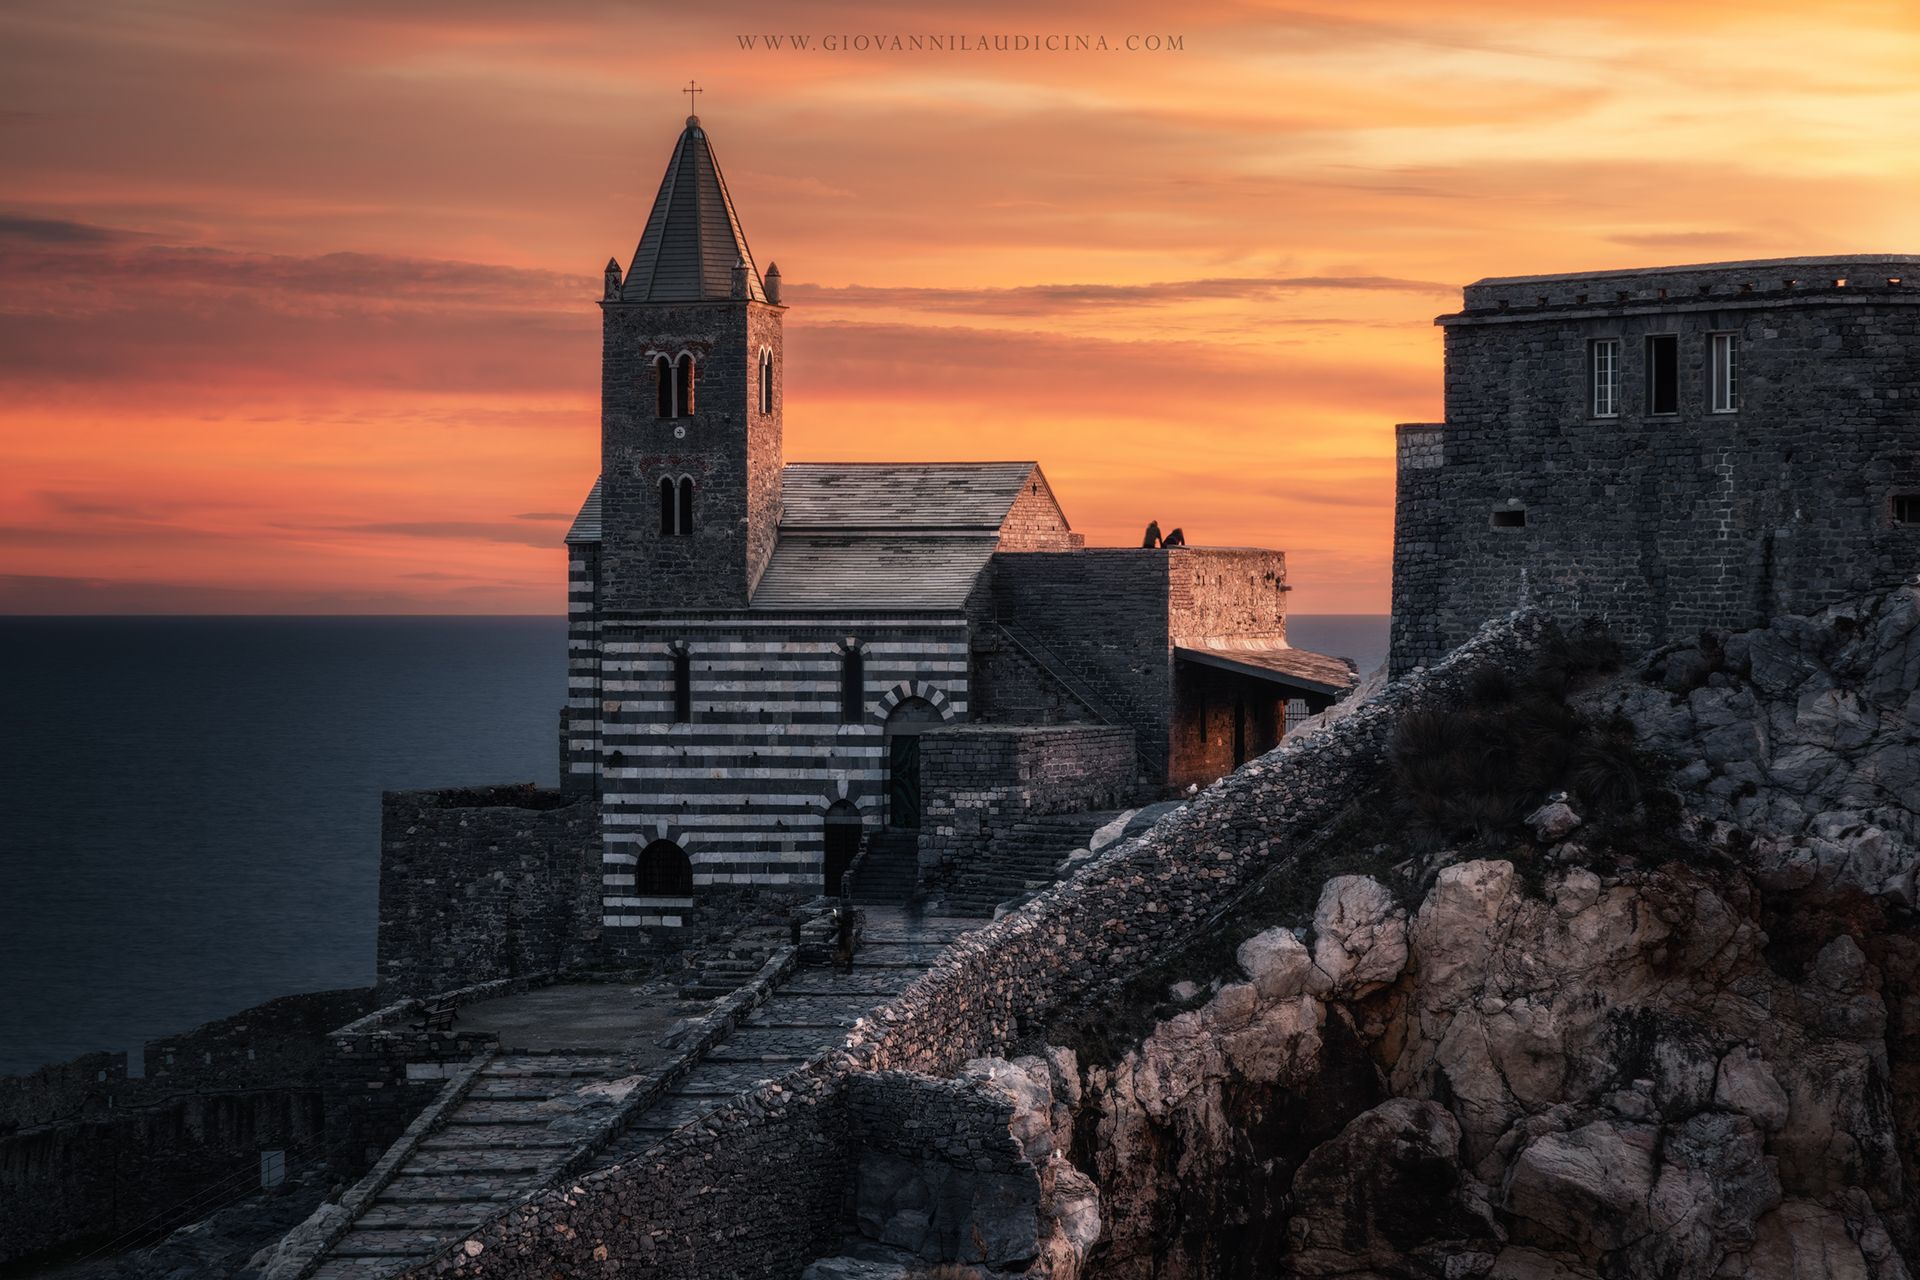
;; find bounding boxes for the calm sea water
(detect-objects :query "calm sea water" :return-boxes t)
[0,614,1387,1076]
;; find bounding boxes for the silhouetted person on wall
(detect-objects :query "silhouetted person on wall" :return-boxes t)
[1162,527,1186,547]
[1142,521,1162,548]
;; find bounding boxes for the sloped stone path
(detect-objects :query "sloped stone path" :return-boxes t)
[594,911,977,1167]
[298,912,978,1279]
[311,1053,645,1279]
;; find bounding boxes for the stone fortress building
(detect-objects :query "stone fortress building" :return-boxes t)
[557,113,1355,937]
[1392,256,1920,675]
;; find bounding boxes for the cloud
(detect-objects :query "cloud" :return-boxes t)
[512,511,571,521]
[298,520,566,548]
[0,214,130,244]
[787,274,1453,316]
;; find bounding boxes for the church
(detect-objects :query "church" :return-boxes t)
[558,113,1354,933]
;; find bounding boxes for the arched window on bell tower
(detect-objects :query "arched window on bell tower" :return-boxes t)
[654,355,673,418]
[658,476,675,535]
[675,353,696,417]
[758,347,774,415]
[676,476,694,535]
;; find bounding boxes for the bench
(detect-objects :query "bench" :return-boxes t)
[416,995,458,1034]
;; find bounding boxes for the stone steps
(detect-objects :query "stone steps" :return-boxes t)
[931,811,1122,917]
[851,831,921,903]
[307,1051,646,1278]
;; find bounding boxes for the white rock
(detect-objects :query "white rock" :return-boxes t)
[1236,927,1311,1001]
[1311,876,1409,997]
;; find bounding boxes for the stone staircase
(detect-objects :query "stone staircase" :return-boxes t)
[929,811,1123,917]
[850,830,921,904]
[310,1052,642,1280]
[678,926,787,1000]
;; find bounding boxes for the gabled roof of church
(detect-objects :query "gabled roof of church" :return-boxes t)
[564,477,602,545]
[622,115,766,303]
[780,462,1039,531]
[750,534,1003,610]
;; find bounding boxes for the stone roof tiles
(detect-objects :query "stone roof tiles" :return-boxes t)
[622,116,766,304]
[749,534,1000,611]
[780,462,1039,531]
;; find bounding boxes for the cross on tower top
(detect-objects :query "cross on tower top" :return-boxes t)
[682,80,703,110]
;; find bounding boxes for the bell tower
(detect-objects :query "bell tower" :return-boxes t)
[598,113,784,613]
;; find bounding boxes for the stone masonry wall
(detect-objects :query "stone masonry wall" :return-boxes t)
[919,724,1136,872]
[376,786,599,996]
[1393,262,1920,674]
[597,298,783,613]
[398,612,1552,1280]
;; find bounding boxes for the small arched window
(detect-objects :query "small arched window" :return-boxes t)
[675,354,696,417]
[659,476,676,535]
[654,355,673,418]
[758,348,774,415]
[840,647,864,723]
[637,839,693,897]
[671,647,692,723]
[676,476,694,535]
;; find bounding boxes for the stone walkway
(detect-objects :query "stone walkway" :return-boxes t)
[596,909,975,1164]
[304,912,977,1279]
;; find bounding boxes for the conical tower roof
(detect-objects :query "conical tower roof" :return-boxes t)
[623,115,766,303]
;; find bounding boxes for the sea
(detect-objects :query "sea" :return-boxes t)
[0,614,1388,1077]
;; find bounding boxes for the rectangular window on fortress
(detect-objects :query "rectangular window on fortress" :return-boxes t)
[1646,334,1679,415]
[1589,339,1619,417]
[1710,333,1738,413]
[1894,495,1920,527]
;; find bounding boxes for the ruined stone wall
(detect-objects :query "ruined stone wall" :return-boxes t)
[1393,261,1920,674]
[1167,547,1288,643]
[0,988,375,1266]
[376,786,599,996]
[919,724,1136,872]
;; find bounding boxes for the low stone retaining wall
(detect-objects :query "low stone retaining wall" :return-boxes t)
[398,612,1553,1280]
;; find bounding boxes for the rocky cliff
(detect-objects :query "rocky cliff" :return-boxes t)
[870,587,1920,1280]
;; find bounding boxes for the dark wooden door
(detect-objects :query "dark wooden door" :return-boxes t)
[887,735,921,829]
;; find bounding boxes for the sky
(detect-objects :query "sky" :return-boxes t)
[3,1,1919,615]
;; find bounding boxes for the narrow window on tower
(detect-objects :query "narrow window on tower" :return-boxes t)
[758,348,773,415]
[840,647,864,723]
[1709,332,1738,413]
[1646,334,1679,415]
[1893,494,1920,527]
[671,648,692,723]
[659,476,676,535]
[654,355,673,418]
[1589,338,1619,418]
[676,477,694,535]
[676,354,696,417]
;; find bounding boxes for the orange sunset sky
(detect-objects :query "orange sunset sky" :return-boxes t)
[4,1,1918,615]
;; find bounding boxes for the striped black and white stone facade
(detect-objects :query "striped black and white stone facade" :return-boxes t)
[594,620,968,929]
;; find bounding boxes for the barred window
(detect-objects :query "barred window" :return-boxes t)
[1589,338,1619,418]
[1710,332,1738,413]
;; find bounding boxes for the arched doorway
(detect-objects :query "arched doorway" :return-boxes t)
[884,696,941,829]
[822,800,861,896]
[636,839,693,897]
